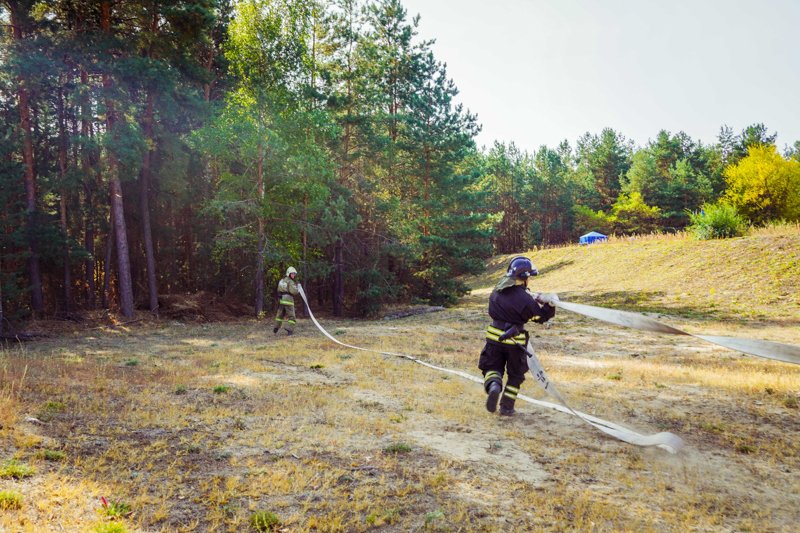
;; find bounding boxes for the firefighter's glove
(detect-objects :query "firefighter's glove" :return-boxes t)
[498,324,521,342]
[536,292,560,307]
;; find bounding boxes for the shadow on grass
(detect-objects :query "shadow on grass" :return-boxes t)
[538,259,574,276]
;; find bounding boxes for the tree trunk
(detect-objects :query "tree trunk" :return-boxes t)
[254,143,265,315]
[0,258,4,337]
[58,83,72,316]
[102,0,134,318]
[9,4,44,314]
[301,194,308,317]
[333,238,343,316]
[102,202,115,310]
[81,68,96,308]
[140,92,159,315]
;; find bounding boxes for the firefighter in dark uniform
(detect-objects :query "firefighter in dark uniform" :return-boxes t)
[480,256,558,416]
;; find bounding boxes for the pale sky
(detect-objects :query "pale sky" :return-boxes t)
[401,0,800,152]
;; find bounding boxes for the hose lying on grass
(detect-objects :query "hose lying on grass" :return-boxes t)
[555,301,800,366]
[298,286,686,454]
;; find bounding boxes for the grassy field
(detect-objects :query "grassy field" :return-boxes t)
[2,225,799,532]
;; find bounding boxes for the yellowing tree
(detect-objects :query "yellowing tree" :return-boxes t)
[724,145,800,224]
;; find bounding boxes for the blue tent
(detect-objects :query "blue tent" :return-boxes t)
[579,231,607,245]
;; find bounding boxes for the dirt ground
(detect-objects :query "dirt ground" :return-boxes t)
[2,295,799,532]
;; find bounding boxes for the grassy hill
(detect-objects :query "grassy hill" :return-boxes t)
[1,225,799,531]
[473,224,800,321]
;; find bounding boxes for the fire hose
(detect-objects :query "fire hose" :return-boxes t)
[297,285,800,453]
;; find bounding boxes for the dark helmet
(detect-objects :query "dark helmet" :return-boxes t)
[507,256,538,279]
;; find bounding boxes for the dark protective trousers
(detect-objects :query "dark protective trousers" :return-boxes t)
[478,341,528,410]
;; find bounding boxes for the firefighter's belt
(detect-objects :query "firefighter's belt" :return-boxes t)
[486,324,526,345]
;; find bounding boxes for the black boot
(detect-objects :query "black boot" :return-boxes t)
[485,382,501,413]
[499,404,516,416]
[499,393,516,416]
[287,330,294,336]
[273,326,280,334]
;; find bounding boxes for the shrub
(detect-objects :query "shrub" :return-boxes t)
[611,192,662,235]
[0,459,35,479]
[250,510,280,532]
[39,449,66,462]
[0,490,23,510]
[36,400,66,421]
[687,202,747,240]
[93,523,128,533]
[383,442,412,454]
[100,497,132,519]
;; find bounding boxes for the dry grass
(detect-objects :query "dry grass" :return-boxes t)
[1,226,799,531]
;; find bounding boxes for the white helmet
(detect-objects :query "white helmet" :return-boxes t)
[286,266,297,277]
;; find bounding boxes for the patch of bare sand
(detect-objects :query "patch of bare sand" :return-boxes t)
[406,422,549,485]
[203,362,352,388]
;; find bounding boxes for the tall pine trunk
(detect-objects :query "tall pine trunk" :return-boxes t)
[102,199,115,310]
[333,238,343,316]
[102,0,134,318]
[254,143,265,315]
[9,3,44,314]
[57,83,72,315]
[140,93,158,315]
[81,70,96,308]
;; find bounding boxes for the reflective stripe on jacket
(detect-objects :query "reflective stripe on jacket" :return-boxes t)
[485,325,527,345]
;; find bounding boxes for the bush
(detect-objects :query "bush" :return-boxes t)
[100,498,132,519]
[38,449,66,462]
[93,523,128,533]
[383,442,412,454]
[250,510,280,532]
[687,203,748,240]
[0,490,23,510]
[0,459,35,479]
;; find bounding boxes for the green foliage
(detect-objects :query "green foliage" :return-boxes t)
[93,522,128,533]
[250,510,281,532]
[36,400,66,422]
[623,131,718,228]
[425,509,445,526]
[573,205,614,236]
[383,442,412,454]
[101,499,132,519]
[0,490,23,510]
[723,145,800,225]
[610,192,662,235]
[213,385,230,394]
[687,203,748,240]
[38,449,66,462]
[575,128,632,210]
[0,459,35,479]
[0,0,795,321]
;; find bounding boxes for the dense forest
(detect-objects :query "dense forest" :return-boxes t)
[1,0,799,323]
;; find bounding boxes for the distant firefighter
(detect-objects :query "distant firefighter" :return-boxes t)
[274,266,300,336]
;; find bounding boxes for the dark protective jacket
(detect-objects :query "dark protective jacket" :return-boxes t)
[485,284,555,345]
